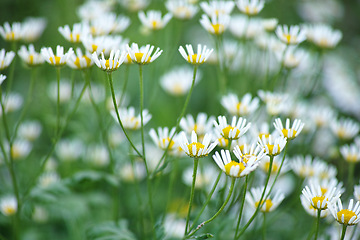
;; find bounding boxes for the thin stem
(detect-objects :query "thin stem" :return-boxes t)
[237,155,274,238]
[314,209,321,240]
[106,72,143,158]
[189,171,222,232]
[186,177,236,238]
[119,65,130,106]
[234,175,248,239]
[340,225,347,240]
[5,41,17,97]
[348,162,355,194]
[185,158,199,235]
[150,65,198,178]
[262,212,266,240]
[0,88,11,142]
[56,67,61,136]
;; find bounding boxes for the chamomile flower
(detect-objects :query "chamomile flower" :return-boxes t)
[38,172,60,188]
[259,155,290,176]
[90,13,130,35]
[86,144,110,167]
[0,74,6,85]
[300,194,329,218]
[41,45,74,67]
[280,47,306,69]
[58,23,90,43]
[92,49,126,72]
[56,139,84,162]
[291,155,337,180]
[67,48,93,69]
[118,161,146,182]
[138,10,172,31]
[11,139,32,160]
[126,43,163,64]
[309,105,336,128]
[233,143,266,163]
[200,1,235,16]
[119,0,149,12]
[330,118,360,141]
[262,18,278,32]
[258,135,287,157]
[302,179,341,211]
[212,149,260,178]
[18,44,44,67]
[165,0,198,20]
[77,1,111,21]
[111,107,152,130]
[1,93,23,114]
[199,13,230,35]
[340,144,360,163]
[305,24,342,49]
[160,66,202,96]
[0,196,17,216]
[329,199,360,226]
[18,121,42,142]
[236,0,265,16]
[0,49,15,71]
[149,127,177,151]
[258,90,290,116]
[276,25,306,45]
[221,93,259,116]
[178,131,218,158]
[21,17,47,42]
[273,118,304,140]
[178,44,213,65]
[246,187,285,212]
[0,22,22,41]
[214,116,251,141]
[82,35,128,56]
[180,113,215,138]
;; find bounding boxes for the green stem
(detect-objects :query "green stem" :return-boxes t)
[11,67,37,143]
[119,65,130,106]
[185,158,199,235]
[189,171,222,232]
[56,67,61,136]
[340,225,347,240]
[186,177,236,238]
[165,157,177,214]
[106,72,143,158]
[348,162,355,194]
[237,155,274,238]
[234,175,248,239]
[5,41,17,98]
[262,212,266,240]
[314,209,321,240]
[0,88,11,142]
[150,65,198,178]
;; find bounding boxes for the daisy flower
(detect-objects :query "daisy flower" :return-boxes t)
[233,143,266,163]
[212,149,260,178]
[236,0,265,16]
[165,0,198,20]
[300,194,329,218]
[119,0,149,12]
[17,121,42,142]
[258,90,289,116]
[273,118,305,140]
[340,143,360,163]
[38,172,60,188]
[138,10,172,30]
[92,49,126,72]
[58,23,89,43]
[126,43,163,64]
[178,131,218,158]
[302,179,341,211]
[259,155,290,176]
[160,66,202,96]
[305,24,342,49]
[214,116,251,141]
[280,47,306,69]
[82,35,128,56]
[262,18,278,32]
[276,25,306,45]
[309,105,336,128]
[199,13,230,35]
[0,49,15,71]
[89,14,130,36]
[246,187,285,212]
[67,48,93,69]
[21,17,47,42]
[0,93,23,114]
[221,93,259,116]
[111,107,152,130]
[0,22,22,41]
[10,139,32,160]
[178,44,213,65]
[328,199,360,226]
[257,135,287,157]
[291,155,337,180]
[180,113,215,138]
[149,127,177,151]
[18,44,44,67]
[200,1,235,16]
[41,45,74,67]
[0,196,17,216]
[330,118,360,141]
[56,139,84,162]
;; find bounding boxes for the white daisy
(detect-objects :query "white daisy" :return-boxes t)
[178,44,213,65]
[41,45,74,67]
[126,43,163,64]
[178,131,218,158]
[214,116,251,140]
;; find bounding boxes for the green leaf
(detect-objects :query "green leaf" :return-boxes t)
[69,170,119,187]
[86,220,136,240]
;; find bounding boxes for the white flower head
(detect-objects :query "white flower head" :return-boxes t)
[305,23,342,49]
[200,1,235,16]
[126,43,162,64]
[257,134,287,157]
[41,45,74,66]
[0,196,17,216]
[214,116,251,140]
[340,143,360,163]
[180,112,215,137]
[199,13,230,35]
[178,44,213,65]
[0,22,22,41]
[166,0,198,20]
[58,23,90,43]
[178,131,218,158]
[0,49,15,70]
[330,118,360,141]
[67,48,93,69]
[111,106,152,130]
[149,127,177,151]
[237,0,265,16]
[92,49,126,72]
[276,25,306,45]
[221,93,259,116]
[21,17,47,42]
[246,187,285,212]
[328,199,360,226]
[138,10,172,30]
[18,44,44,67]
[273,118,304,140]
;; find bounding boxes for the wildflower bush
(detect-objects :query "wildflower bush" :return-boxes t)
[1,0,360,239]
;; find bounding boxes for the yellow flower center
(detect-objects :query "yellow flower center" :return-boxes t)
[70,33,81,43]
[259,133,270,139]
[236,102,248,115]
[319,39,329,48]
[160,137,175,150]
[282,129,297,139]
[187,142,205,157]
[49,56,62,65]
[264,161,278,174]
[337,209,357,225]
[151,20,159,29]
[105,59,119,70]
[187,54,205,64]
[211,23,224,35]
[255,199,273,212]
[217,137,229,148]
[312,196,327,210]
[321,188,327,195]
[265,144,280,156]
[3,206,16,216]
[222,126,240,140]
[134,53,151,64]
[74,56,92,69]
[5,32,15,41]
[29,55,34,65]
[346,154,358,163]
[91,44,98,53]
[224,161,245,177]
[283,34,296,44]
[11,147,21,159]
